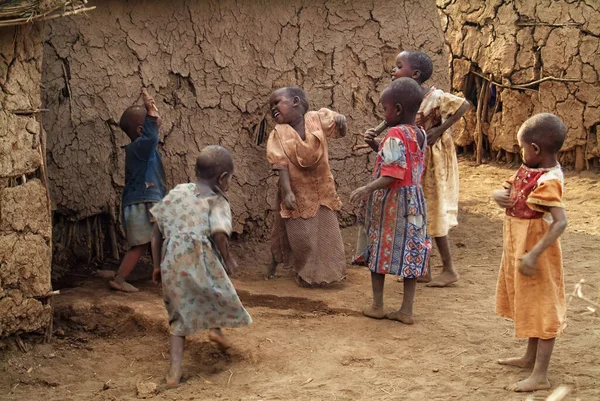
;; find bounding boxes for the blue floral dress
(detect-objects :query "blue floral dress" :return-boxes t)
[150,183,252,337]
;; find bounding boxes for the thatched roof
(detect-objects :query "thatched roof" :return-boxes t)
[0,0,94,27]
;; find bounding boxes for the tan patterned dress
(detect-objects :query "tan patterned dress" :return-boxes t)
[266,108,346,286]
[416,87,466,238]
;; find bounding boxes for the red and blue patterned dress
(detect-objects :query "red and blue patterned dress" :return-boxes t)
[356,125,431,278]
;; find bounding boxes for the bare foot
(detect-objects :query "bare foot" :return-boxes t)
[208,329,232,350]
[363,305,386,319]
[385,310,414,325]
[507,376,551,392]
[426,271,459,287]
[498,357,535,369]
[109,279,139,292]
[165,364,182,387]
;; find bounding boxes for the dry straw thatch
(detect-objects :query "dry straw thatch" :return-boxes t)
[0,0,95,27]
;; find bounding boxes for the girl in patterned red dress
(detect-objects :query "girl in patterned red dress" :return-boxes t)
[350,78,431,324]
[492,114,568,392]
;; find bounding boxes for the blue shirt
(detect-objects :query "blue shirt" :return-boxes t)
[122,115,166,207]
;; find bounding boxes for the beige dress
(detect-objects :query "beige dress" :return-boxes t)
[416,87,466,238]
[266,108,346,286]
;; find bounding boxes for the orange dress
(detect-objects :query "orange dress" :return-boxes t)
[496,164,566,339]
[266,108,346,285]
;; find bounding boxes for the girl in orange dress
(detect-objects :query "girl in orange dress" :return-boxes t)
[492,113,568,393]
[266,87,347,287]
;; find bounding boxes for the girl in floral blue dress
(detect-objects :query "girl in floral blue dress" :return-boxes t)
[150,145,252,387]
[351,78,431,325]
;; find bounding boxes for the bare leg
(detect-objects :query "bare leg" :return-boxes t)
[266,258,277,279]
[166,335,185,387]
[418,263,432,283]
[426,236,459,287]
[109,244,148,292]
[508,338,554,392]
[208,328,232,350]
[386,278,416,325]
[363,272,386,319]
[499,337,537,368]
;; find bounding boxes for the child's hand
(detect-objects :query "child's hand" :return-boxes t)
[350,186,370,204]
[334,115,347,137]
[518,252,537,276]
[426,126,444,146]
[283,192,297,210]
[493,189,513,209]
[152,267,161,285]
[225,256,238,276]
[142,88,159,117]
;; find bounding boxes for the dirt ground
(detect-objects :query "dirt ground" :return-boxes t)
[1,159,599,401]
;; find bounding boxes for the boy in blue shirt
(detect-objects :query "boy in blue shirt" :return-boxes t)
[110,89,166,292]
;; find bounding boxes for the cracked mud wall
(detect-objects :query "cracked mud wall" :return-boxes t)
[0,24,52,336]
[42,0,448,263]
[437,0,600,169]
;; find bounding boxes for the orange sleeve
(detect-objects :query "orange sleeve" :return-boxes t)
[266,128,288,170]
[317,108,341,139]
[527,179,564,212]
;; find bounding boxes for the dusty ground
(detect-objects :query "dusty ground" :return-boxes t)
[1,160,599,401]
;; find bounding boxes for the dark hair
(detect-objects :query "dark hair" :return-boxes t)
[521,113,567,154]
[195,145,234,180]
[403,50,433,83]
[119,106,146,138]
[284,86,309,113]
[382,77,425,115]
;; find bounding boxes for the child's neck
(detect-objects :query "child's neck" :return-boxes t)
[195,178,220,194]
[289,114,306,140]
[392,116,416,126]
[537,153,559,169]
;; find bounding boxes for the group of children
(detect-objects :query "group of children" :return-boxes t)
[110,51,569,393]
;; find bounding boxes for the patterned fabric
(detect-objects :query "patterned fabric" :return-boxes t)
[271,188,346,285]
[416,87,465,237]
[355,125,431,278]
[496,164,566,339]
[266,108,342,220]
[123,202,156,247]
[150,183,252,337]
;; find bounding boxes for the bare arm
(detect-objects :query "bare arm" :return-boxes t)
[151,224,163,284]
[350,176,396,204]
[213,232,237,275]
[278,169,297,210]
[519,207,567,276]
[427,101,470,145]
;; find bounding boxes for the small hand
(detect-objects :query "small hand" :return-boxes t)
[334,114,347,137]
[350,185,371,204]
[426,126,444,146]
[518,252,537,276]
[283,192,297,210]
[225,257,238,276]
[141,88,159,117]
[493,189,513,209]
[152,267,161,285]
[363,128,379,148]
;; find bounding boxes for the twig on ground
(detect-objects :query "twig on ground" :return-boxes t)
[227,370,233,387]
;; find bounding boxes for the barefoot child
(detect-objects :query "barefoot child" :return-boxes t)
[266,86,347,287]
[110,89,166,292]
[150,146,252,386]
[350,78,431,324]
[493,113,568,392]
[392,50,469,287]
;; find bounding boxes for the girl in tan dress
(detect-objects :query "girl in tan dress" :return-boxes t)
[266,87,347,287]
[492,113,568,393]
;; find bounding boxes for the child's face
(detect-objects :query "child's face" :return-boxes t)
[269,90,300,124]
[517,128,541,167]
[392,52,418,82]
[381,94,402,127]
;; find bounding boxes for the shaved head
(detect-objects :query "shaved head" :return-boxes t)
[381,77,424,115]
[520,113,567,153]
[195,145,234,180]
[119,106,146,140]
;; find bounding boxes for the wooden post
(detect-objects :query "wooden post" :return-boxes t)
[575,145,585,172]
[108,204,120,260]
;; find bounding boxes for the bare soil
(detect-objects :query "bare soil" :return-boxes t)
[1,160,599,401]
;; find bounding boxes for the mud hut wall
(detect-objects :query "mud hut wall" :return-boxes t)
[0,24,52,336]
[42,0,449,247]
[437,0,600,167]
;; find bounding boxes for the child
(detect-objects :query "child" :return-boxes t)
[150,145,252,387]
[350,77,431,324]
[266,86,347,287]
[109,89,167,292]
[392,50,469,287]
[493,113,568,392]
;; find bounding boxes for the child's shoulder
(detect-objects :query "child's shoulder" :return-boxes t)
[537,165,564,186]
